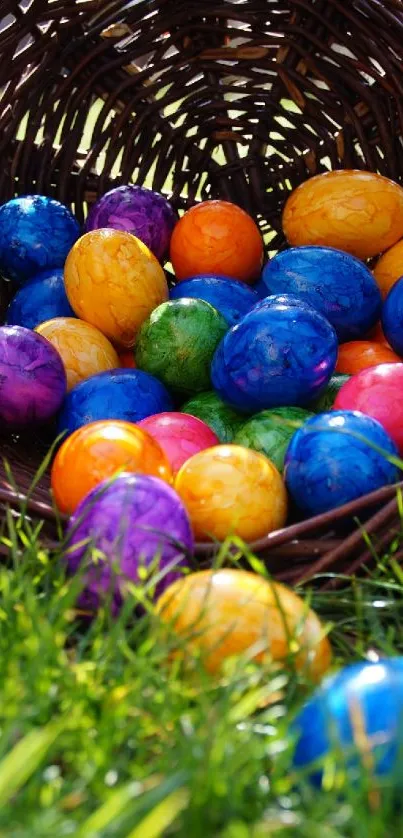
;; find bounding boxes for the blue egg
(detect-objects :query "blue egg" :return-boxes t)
[211,302,338,413]
[0,195,80,284]
[57,369,173,437]
[261,246,382,342]
[381,276,403,356]
[6,268,75,330]
[169,275,259,326]
[284,410,398,516]
[252,293,316,315]
[292,659,403,786]
[253,276,269,299]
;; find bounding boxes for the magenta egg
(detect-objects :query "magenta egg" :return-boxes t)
[138,411,219,473]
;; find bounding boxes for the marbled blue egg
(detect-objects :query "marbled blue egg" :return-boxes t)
[6,268,75,330]
[211,302,338,412]
[169,275,259,326]
[284,410,398,516]
[57,369,173,437]
[381,276,403,356]
[261,246,382,342]
[252,293,316,315]
[292,659,403,786]
[0,195,80,284]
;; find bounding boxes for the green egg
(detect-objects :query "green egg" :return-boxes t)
[234,406,314,472]
[182,391,244,443]
[311,374,351,412]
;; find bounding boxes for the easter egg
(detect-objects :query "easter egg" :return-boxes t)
[36,317,119,391]
[251,293,315,315]
[368,321,390,347]
[174,444,287,542]
[373,239,403,298]
[336,341,401,375]
[170,200,263,283]
[261,246,381,342]
[284,410,398,516]
[136,299,228,395]
[66,473,193,611]
[6,268,75,330]
[211,302,338,412]
[381,277,403,357]
[234,407,314,473]
[57,369,173,437]
[0,325,66,426]
[311,374,351,412]
[283,170,403,260]
[292,659,403,785]
[0,195,80,283]
[156,569,332,679]
[169,274,259,325]
[52,420,172,514]
[84,185,177,262]
[181,391,244,443]
[64,228,168,347]
[138,412,219,474]
[334,363,403,454]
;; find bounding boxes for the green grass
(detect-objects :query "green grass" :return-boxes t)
[0,500,403,836]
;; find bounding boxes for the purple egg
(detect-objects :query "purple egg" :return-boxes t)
[66,473,193,612]
[0,325,66,427]
[84,185,178,262]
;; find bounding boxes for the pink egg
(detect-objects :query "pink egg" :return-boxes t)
[334,362,403,454]
[137,412,219,474]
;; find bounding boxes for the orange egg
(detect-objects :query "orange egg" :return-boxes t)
[336,341,401,375]
[283,170,403,260]
[170,200,263,284]
[156,568,332,679]
[117,350,136,369]
[368,321,391,348]
[36,317,119,391]
[51,420,172,514]
[373,239,403,298]
[174,444,287,542]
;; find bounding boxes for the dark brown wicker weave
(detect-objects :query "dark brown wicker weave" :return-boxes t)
[1,0,403,586]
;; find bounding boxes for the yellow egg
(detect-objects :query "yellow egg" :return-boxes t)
[36,317,119,391]
[64,228,169,347]
[283,170,403,260]
[373,238,403,298]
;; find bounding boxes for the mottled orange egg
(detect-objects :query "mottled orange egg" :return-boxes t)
[117,350,136,369]
[170,200,263,284]
[51,419,172,514]
[283,170,403,260]
[36,317,119,391]
[156,568,332,679]
[174,444,287,542]
[373,239,403,298]
[336,340,401,375]
[64,229,168,347]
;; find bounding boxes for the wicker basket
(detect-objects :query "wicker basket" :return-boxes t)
[1,0,403,587]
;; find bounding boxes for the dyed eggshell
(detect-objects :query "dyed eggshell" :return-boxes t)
[51,420,172,514]
[117,350,136,369]
[0,325,66,426]
[336,341,401,375]
[368,321,390,347]
[283,170,403,260]
[156,568,332,679]
[251,293,316,315]
[170,200,263,284]
[136,298,228,395]
[6,268,75,330]
[293,659,403,784]
[311,374,351,412]
[66,473,193,612]
[64,228,168,347]
[169,274,259,326]
[334,363,403,454]
[211,302,338,412]
[234,406,314,473]
[181,391,244,443]
[57,369,173,437]
[381,277,403,357]
[36,317,119,391]
[174,444,288,542]
[84,185,177,262]
[373,239,403,298]
[284,410,398,516]
[138,412,219,474]
[261,246,381,342]
[0,195,80,284]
